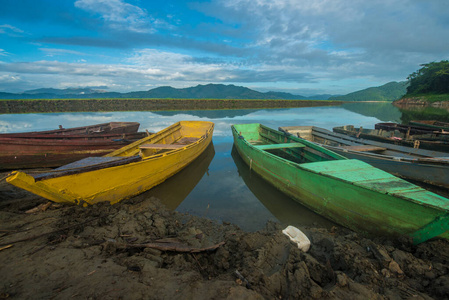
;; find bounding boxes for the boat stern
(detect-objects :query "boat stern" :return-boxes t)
[6,171,78,205]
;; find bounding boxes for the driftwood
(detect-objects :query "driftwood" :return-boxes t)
[124,241,225,253]
[234,270,252,289]
[0,244,13,252]
[25,202,53,214]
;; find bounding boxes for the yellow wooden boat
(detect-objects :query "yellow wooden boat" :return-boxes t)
[7,121,214,206]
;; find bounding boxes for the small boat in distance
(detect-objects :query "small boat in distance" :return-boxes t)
[0,122,148,170]
[7,121,214,206]
[279,125,449,190]
[333,125,449,152]
[232,123,449,244]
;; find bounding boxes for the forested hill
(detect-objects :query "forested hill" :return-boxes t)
[0,84,324,100]
[329,81,408,101]
[0,82,410,101]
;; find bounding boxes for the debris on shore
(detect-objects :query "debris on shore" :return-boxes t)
[1,179,448,299]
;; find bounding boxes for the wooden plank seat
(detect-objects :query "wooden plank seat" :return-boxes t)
[341,145,387,152]
[139,137,200,150]
[33,156,142,181]
[254,143,306,150]
[176,137,200,144]
[139,143,186,150]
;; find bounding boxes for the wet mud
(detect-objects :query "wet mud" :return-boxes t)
[1,175,449,299]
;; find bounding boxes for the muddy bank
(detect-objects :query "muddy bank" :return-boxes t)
[0,99,341,114]
[1,178,449,299]
[394,98,449,110]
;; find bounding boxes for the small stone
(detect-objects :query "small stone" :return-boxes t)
[336,274,348,287]
[388,260,404,276]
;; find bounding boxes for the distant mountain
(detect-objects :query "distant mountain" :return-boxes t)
[329,81,408,101]
[123,84,310,100]
[25,87,108,95]
[0,84,336,100]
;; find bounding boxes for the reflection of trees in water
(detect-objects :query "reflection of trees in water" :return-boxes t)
[152,108,292,119]
[231,146,336,230]
[341,102,402,123]
[341,101,449,124]
[395,106,449,124]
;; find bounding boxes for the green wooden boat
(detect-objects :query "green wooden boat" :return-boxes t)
[231,123,449,244]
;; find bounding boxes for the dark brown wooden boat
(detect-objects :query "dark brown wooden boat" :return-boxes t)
[0,122,149,170]
[0,122,141,138]
[409,120,449,131]
[375,122,449,136]
[333,125,449,152]
[279,126,449,190]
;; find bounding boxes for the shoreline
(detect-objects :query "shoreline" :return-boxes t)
[0,98,342,114]
[1,173,449,299]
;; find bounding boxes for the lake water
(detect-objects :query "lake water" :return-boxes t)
[0,102,403,231]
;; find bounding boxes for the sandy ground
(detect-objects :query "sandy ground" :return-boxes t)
[1,174,449,300]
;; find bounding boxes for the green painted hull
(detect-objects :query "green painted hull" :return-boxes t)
[232,123,449,244]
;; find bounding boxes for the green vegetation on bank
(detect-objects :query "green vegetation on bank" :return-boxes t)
[406,60,449,96]
[329,81,408,102]
[0,98,342,114]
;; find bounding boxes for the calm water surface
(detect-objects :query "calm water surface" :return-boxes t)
[0,103,402,231]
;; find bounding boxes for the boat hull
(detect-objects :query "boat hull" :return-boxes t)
[0,122,140,137]
[232,123,449,243]
[0,132,147,169]
[410,120,449,131]
[7,121,214,205]
[334,125,449,152]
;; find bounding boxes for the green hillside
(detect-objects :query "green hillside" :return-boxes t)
[329,81,408,101]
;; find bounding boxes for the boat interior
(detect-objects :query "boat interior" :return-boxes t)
[245,125,339,164]
[33,122,210,181]
[335,125,449,142]
[282,126,432,159]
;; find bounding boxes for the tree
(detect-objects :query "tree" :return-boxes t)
[406,60,449,95]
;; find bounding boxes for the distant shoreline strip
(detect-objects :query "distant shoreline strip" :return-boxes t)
[0,98,342,114]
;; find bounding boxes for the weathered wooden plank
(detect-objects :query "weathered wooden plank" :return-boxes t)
[254,143,305,150]
[341,145,387,152]
[139,143,185,150]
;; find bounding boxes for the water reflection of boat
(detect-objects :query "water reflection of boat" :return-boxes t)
[144,142,215,210]
[231,145,336,229]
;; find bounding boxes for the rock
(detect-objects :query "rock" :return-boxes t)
[336,273,348,287]
[389,260,404,277]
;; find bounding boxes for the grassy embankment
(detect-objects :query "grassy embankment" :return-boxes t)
[0,98,342,114]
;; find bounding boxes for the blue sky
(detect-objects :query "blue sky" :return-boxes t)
[0,0,448,95]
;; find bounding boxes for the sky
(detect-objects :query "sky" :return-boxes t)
[0,0,448,96]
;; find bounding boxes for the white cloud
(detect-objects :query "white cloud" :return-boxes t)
[40,48,86,57]
[0,49,11,56]
[0,24,24,35]
[74,0,154,33]
[0,74,21,82]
